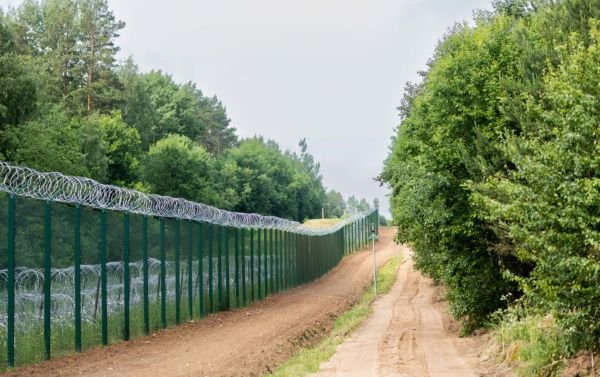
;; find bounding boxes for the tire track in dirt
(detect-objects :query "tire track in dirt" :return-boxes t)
[312,252,483,377]
[3,227,401,377]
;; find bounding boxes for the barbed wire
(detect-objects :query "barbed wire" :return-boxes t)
[0,161,373,235]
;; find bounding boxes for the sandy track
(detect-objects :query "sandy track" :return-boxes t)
[4,227,401,377]
[312,253,482,377]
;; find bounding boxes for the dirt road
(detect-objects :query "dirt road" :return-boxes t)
[5,227,400,377]
[312,253,483,377]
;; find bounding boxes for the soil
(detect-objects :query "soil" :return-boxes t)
[561,352,597,377]
[4,227,400,377]
[311,251,508,377]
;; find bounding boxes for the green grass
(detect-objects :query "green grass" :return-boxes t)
[493,307,571,377]
[264,255,402,377]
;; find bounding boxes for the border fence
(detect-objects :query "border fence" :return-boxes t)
[0,161,378,369]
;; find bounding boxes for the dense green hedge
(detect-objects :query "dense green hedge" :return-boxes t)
[381,0,599,358]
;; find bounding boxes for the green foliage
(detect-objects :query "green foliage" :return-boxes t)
[221,137,325,221]
[345,195,371,215]
[382,0,599,367]
[0,0,327,223]
[325,190,346,218]
[0,14,37,130]
[96,111,141,185]
[3,106,87,176]
[470,22,600,352]
[494,307,568,376]
[79,114,109,181]
[142,134,220,204]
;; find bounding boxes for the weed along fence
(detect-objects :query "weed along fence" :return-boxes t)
[0,161,378,369]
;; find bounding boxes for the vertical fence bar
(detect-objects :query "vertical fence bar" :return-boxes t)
[187,220,193,319]
[363,218,366,246]
[257,228,261,300]
[217,226,222,310]
[252,228,256,301]
[353,220,356,250]
[142,215,149,335]
[288,231,292,289]
[269,228,273,295]
[359,218,362,248]
[198,222,205,317]
[292,233,296,286]
[225,227,230,309]
[74,205,82,352]
[100,210,108,345]
[281,231,288,290]
[241,228,248,306]
[160,217,167,329]
[362,218,365,246]
[274,229,278,292]
[356,220,358,250]
[208,223,213,313]
[123,212,130,341]
[287,231,291,289]
[281,231,289,289]
[283,231,287,290]
[358,218,361,248]
[43,200,52,360]
[175,219,181,325]
[7,195,15,367]
[289,232,293,288]
[235,228,239,308]
[277,230,282,292]
[241,228,247,305]
[264,228,268,297]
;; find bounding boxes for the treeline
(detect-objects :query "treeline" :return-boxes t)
[381,0,598,372]
[0,0,369,222]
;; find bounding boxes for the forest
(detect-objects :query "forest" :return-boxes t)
[0,0,373,222]
[381,0,598,373]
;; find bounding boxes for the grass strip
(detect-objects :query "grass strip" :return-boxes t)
[265,253,402,377]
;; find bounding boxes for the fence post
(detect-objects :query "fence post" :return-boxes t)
[279,230,284,291]
[270,228,275,294]
[225,226,230,309]
[257,227,261,300]
[175,219,181,324]
[159,217,167,328]
[74,205,82,352]
[285,231,290,289]
[264,228,269,297]
[7,195,15,367]
[100,210,108,345]
[198,222,205,317]
[187,220,193,319]
[217,225,222,310]
[142,215,149,335]
[249,228,254,302]
[208,223,214,313]
[123,212,130,340]
[43,200,52,360]
[274,229,279,292]
[241,228,246,305]
[235,228,240,308]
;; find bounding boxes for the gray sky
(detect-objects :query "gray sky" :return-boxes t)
[1,0,493,217]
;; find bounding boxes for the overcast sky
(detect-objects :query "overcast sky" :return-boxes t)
[1,0,493,217]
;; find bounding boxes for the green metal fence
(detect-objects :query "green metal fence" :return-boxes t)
[0,161,378,369]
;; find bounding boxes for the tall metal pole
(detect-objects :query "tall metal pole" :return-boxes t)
[371,223,377,295]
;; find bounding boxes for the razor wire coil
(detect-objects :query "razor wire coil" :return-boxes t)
[0,161,371,235]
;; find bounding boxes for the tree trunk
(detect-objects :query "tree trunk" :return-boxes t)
[87,32,96,113]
